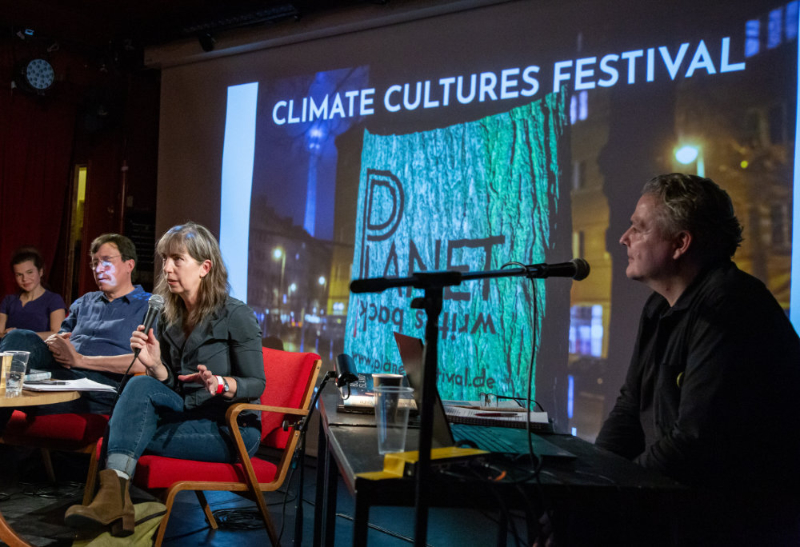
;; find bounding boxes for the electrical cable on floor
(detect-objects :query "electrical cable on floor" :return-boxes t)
[210,489,297,531]
[19,480,85,499]
[474,506,531,547]
[212,508,271,530]
[300,495,432,546]
[332,510,434,546]
[437,464,526,547]
[277,460,297,541]
[208,462,523,543]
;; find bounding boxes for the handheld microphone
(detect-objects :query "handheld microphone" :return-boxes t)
[525,258,590,280]
[335,353,359,399]
[133,294,165,359]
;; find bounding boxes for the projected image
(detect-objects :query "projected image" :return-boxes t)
[245,67,370,354]
[213,0,798,437]
[346,90,570,400]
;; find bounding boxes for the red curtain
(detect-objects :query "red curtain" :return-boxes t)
[0,84,76,299]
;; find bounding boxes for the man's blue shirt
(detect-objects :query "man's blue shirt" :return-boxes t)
[60,285,152,357]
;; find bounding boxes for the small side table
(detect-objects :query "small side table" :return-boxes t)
[0,389,81,547]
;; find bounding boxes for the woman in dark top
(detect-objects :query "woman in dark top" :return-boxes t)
[65,222,265,536]
[0,247,65,339]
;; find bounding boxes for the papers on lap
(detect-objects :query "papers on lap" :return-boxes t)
[24,378,117,393]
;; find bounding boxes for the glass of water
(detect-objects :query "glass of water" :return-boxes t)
[4,351,30,398]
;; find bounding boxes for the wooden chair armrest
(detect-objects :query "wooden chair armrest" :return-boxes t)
[224,403,309,426]
[224,403,310,456]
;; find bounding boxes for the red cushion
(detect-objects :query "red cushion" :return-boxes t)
[2,411,108,449]
[260,348,320,449]
[134,454,278,489]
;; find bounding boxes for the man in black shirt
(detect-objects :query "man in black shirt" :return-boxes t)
[595,173,800,544]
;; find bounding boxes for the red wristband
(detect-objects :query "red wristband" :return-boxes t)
[215,375,225,395]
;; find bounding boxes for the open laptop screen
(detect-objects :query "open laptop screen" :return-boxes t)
[394,332,576,461]
[394,332,455,448]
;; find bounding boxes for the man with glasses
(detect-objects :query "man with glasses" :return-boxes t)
[0,234,152,416]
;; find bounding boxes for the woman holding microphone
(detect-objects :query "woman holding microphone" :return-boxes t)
[65,222,265,536]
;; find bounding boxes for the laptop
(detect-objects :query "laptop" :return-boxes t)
[393,332,575,461]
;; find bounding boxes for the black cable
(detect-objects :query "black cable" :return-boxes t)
[278,461,297,541]
[436,462,526,547]
[332,510,434,546]
[512,480,540,528]
[468,465,524,547]
[524,275,562,545]
[20,480,85,499]
[299,485,431,546]
[0,480,85,504]
[212,508,269,530]
[501,260,546,469]
[525,278,542,472]
[209,486,298,531]
[472,505,531,547]
[497,263,558,543]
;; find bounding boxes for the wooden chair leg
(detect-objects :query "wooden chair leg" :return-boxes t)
[39,449,56,483]
[153,510,170,547]
[195,491,218,529]
[82,445,100,505]
[253,490,280,546]
[154,488,179,547]
[0,511,33,547]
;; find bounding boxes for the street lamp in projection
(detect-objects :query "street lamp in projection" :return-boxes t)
[318,275,328,314]
[273,248,286,310]
[288,282,297,324]
[675,144,705,177]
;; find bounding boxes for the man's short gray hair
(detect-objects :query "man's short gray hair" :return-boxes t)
[643,173,743,260]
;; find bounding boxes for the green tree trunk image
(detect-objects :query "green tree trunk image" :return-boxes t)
[346,88,571,411]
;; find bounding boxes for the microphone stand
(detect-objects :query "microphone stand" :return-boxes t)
[293,370,339,547]
[350,267,550,547]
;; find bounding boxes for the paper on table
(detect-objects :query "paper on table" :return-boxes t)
[24,378,118,393]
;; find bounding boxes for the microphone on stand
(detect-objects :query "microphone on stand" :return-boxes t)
[524,258,590,280]
[335,353,359,399]
[133,294,165,360]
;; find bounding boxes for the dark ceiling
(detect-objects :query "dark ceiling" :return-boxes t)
[1,0,378,56]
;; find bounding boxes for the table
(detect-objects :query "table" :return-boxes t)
[0,388,80,547]
[0,389,79,407]
[313,390,688,547]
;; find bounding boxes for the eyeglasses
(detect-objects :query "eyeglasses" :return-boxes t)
[90,255,122,270]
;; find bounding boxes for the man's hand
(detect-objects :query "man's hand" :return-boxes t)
[45,332,84,369]
[178,364,218,396]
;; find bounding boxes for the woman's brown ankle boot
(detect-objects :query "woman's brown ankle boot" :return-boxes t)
[64,468,135,537]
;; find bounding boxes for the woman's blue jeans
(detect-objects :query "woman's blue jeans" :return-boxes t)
[106,375,261,477]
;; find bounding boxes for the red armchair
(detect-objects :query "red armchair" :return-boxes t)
[131,347,322,546]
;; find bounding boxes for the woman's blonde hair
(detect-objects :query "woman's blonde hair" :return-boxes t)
[155,222,230,327]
